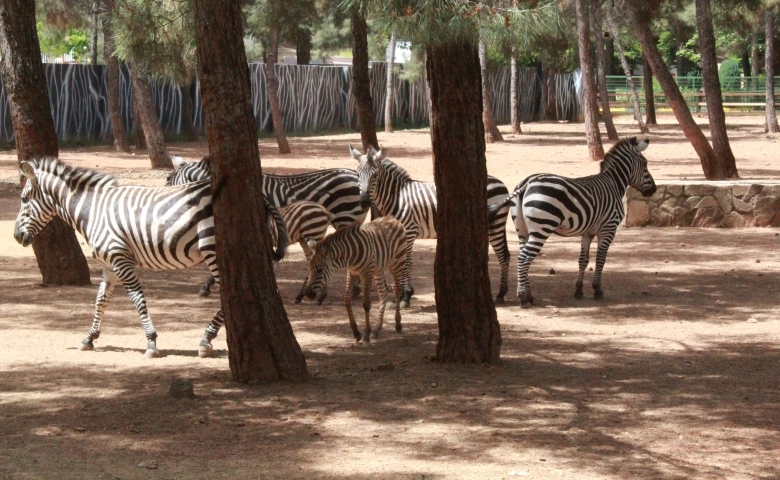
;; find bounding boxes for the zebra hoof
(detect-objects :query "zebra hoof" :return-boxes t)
[198,340,213,358]
[198,287,211,298]
[495,296,505,304]
[294,295,303,304]
[361,333,371,343]
[370,331,380,340]
[520,293,534,309]
[144,348,161,359]
[79,339,94,351]
[399,300,410,309]
[593,289,604,300]
[574,287,584,300]
[395,325,402,333]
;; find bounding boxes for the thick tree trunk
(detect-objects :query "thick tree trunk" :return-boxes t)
[350,7,379,151]
[90,1,98,65]
[193,0,308,384]
[575,0,603,160]
[0,0,90,286]
[767,7,779,133]
[510,47,521,134]
[265,23,291,154]
[695,0,739,177]
[675,23,687,77]
[606,9,646,133]
[294,24,312,65]
[132,93,146,150]
[478,38,503,143]
[180,83,197,141]
[541,65,558,121]
[642,55,657,125]
[426,40,501,364]
[629,2,727,179]
[605,35,615,76]
[130,67,171,168]
[385,31,396,133]
[100,0,131,153]
[593,6,618,140]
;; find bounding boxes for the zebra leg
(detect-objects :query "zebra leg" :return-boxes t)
[199,274,216,297]
[488,206,511,302]
[516,230,551,308]
[372,273,389,339]
[80,269,118,351]
[392,270,403,332]
[113,261,161,358]
[198,309,224,358]
[592,229,617,300]
[296,240,313,304]
[361,272,375,343]
[399,233,417,309]
[343,273,361,342]
[575,235,594,300]
[200,251,220,297]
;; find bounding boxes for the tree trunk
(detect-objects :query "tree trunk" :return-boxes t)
[479,38,503,143]
[100,0,131,153]
[606,9,647,133]
[180,83,197,141]
[265,23,291,154]
[90,1,98,65]
[605,35,615,76]
[541,65,558,121]
[510,47,521,134]
[130,67,171,168]
[425,40,501,365]
[192,0,309,384]
[385,30,396,133]
[740,51,751,78]
[642,55,657,125]
[593,5,618,140]
[0,0,90,286]
[350,7,378,151]
[132,92,146,150]
[628,2,727,179]
[675,23,687,77]
[294,24,311,65]
[767,7,779,133]
[575,0,603,160]
[751,27,760,92]
[695,0,739,177]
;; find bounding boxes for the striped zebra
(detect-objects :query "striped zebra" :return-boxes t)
[304,216,406,343]
[349,146,511,308]
[487,137,657,307]
[168,156,368,228]
[13,157,285,358]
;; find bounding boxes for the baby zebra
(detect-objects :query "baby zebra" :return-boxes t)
[488,137,657,307]
[304,216,406,343]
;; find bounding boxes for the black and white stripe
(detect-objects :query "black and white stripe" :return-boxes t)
[12,158,282,358]
[304,216,406,343]
[350,146,511,307]
[488,137,657,307]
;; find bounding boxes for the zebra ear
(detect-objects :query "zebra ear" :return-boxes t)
[375,148,387,161]
[20,162,38,188]
[172,155,186,168]
[348,145,363,161]
[637,139,650,152]
[306,237,318,251]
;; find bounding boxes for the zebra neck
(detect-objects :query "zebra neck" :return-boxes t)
[601,167,630,195]
[374,167,406,210]
[48,175,102,239]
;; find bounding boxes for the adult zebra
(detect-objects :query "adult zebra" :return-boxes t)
[487,137,657,307]
[350,146,511,308]
[168,156,368,228]
[13,157,286,358]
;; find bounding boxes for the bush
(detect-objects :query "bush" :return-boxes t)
[719,59,742,91]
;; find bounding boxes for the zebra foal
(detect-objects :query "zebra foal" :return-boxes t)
[304,216,406,343]
[487,137,657,307]
[12,158,278,358]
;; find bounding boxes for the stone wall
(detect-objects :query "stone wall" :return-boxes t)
[625,181,780,228]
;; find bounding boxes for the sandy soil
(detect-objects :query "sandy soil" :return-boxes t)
[0,115,778,480]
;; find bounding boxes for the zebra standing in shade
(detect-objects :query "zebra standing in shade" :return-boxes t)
[350,145,512,307]
[304,216,406,343]
[487,137,657,307]
[13,158,285,358]
[168,156,367,228]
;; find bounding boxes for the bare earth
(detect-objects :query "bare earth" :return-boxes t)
[0,115,778,480]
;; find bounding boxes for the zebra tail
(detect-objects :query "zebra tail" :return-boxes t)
[264,200,289,262]
[487,185,524,221]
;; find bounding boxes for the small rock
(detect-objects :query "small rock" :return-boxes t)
[73,427,86,432]
[430,382,437,387]
[747,318,758,323]
[169,377,195,399]
[756,259,761,263]
[375,363,395,372]
[588,267,593,271]
[137,460,157,469]
[549,268,556,275]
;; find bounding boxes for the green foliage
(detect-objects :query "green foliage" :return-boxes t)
[719,58,742,90]
[37,22,91,61]
[311,13,352,62]
[675,34,700,69]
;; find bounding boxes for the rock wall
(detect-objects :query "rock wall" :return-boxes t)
[625,181,780,228]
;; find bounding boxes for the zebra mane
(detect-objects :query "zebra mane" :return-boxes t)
[29,157,119,189]
[379,158,412,182]
[600,137,641,173]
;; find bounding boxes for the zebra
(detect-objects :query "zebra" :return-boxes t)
[168,156,368,228]
[304,216,406,343]
[487,137,657,308]
[12,157,286,358]
[349,145,512,308]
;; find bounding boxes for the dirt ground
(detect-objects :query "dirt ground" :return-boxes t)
[0,115,779,480]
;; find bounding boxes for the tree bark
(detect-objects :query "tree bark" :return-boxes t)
[593,6,618,140]
[130,67,171,168]
[100,0,131,153]
[605,34,615,76]
[642,55,657,125]
[384,30,396,133]
[629,2,727,179]
[350,7,378,151]
[90,1,98,65]
[180,83,197,141]
[478,38,503,143]
[675,23,687,77]
[193,0,308,384]
[265,22,291,154]
[751,27,760,92]
[541,65,558,121]
[0,0,90,286]
[695,0,739,177]
[575,0,603,160]
[767,7,779,133]
[294,24,311,65]
[510,47,521,134]
[606,9,646,133]
[425,40,501,365]
[132,92,146,150]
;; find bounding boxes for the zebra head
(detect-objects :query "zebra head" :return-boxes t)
[350,144,387,210]
[14,161,58,247]
[165,156,210,186]
[603,137,657,197]
[303,237,334,299]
